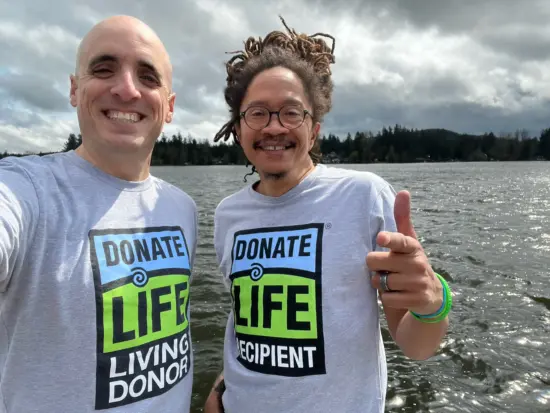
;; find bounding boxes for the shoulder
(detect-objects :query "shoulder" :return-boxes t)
[315,164,395,197]
[1,154,47,176]
[151,176,197,210]
[0,155,50,220]
[0,155,46,197]
[0,152,76,181]
[215,186,249,216]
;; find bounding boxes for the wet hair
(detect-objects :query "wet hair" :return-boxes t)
[213,16,336,171]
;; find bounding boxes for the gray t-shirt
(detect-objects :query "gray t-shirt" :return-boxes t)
[0,151,197,413]
[214,164,398,413]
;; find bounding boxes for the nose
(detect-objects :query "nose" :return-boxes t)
[262,112,288,134]
[110,70,141,101]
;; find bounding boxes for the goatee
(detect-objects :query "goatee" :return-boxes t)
[263,171,287,180]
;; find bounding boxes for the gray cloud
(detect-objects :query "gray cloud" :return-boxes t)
[0,131,41,155]
[477,27,550,63]
[306,0,549,35]
[325,67,543,137]
[1,0,550,153]
[0,105,44,129]
[303,0,550,61]
[0,73,70,112]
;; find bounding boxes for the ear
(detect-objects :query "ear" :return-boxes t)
[165,93,176,123]
[234,122,241,143]
[310,122,321,150]
[69,75,78,108]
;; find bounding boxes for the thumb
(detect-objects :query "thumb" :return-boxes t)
[394,190,417,240]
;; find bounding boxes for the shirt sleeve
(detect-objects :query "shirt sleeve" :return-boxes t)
[191,205,199,270]
[0,159,39,292]
[213,199,233,291]
[213,206,224,268]
[369,180,398,252]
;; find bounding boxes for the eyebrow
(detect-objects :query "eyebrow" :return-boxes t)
[87,54,163,82]
[246,98,304,107]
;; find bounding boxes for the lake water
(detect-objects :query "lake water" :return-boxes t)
[152,162,550,413]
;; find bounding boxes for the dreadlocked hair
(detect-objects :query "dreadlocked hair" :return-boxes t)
[213,15,336,166]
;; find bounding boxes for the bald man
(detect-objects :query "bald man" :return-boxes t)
[0,16,197,412]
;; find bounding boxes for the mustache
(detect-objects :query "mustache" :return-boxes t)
[252,137,296,149]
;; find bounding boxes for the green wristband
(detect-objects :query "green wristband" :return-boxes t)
[410,273,452,324]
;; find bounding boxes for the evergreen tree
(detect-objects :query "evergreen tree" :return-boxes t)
[63,133,80,152]
[540,128,550,160]
[6,126,549,163]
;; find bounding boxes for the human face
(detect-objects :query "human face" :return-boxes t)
[70,21,175,156]
[236,67,320,180]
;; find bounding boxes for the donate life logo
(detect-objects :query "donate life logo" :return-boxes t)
[89,226,192,409]
[230,223,326,377]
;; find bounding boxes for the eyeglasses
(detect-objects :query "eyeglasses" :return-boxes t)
[240,105,311,131]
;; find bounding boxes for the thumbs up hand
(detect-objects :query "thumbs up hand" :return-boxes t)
[367,190,443,316]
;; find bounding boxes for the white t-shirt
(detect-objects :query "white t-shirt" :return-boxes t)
[214,164,397,413]
[0,151,197,412]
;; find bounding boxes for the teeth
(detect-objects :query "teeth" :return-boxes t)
[264,145,287,151]
[106,111,140,123]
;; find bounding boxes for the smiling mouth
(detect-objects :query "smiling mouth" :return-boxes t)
[102,110,145,123]
[254,143,296,151]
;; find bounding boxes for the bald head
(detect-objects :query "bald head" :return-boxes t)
[75,15,173,89]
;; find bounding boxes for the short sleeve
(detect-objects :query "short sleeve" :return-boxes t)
[369,180,397,252]
[213,205,224,268]
[0,158,39,291]
[192,206,199,268]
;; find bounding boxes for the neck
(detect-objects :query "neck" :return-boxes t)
[75,143,151,182]
[256,162,316,197]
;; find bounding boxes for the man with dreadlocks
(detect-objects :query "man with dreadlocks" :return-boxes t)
[204,16,452,413]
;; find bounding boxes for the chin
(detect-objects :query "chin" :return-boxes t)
[256,163,290,178]
[103,133,150,152]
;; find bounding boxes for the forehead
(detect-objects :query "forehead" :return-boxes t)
[243,67,310,108]
[80,25,168,73]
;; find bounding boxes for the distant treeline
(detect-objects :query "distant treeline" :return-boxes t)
[2,125,550,164]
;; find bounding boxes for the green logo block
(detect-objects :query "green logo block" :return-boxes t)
[102,274,189,353]
[232,273,317,340]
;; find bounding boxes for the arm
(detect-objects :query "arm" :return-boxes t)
[189,203,199,269]
[0,159,39,292]
[385,307,448,360]
[204,208,229,412]
[382,293,448,360]
[369,185,449,360]
[204,372,225,413]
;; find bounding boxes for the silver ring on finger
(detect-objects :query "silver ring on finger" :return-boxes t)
[379,271,394,292]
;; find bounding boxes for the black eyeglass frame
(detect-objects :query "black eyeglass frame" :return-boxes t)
[239,105,312,131]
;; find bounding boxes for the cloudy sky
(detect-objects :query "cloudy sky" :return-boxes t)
[1,0,549,153]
